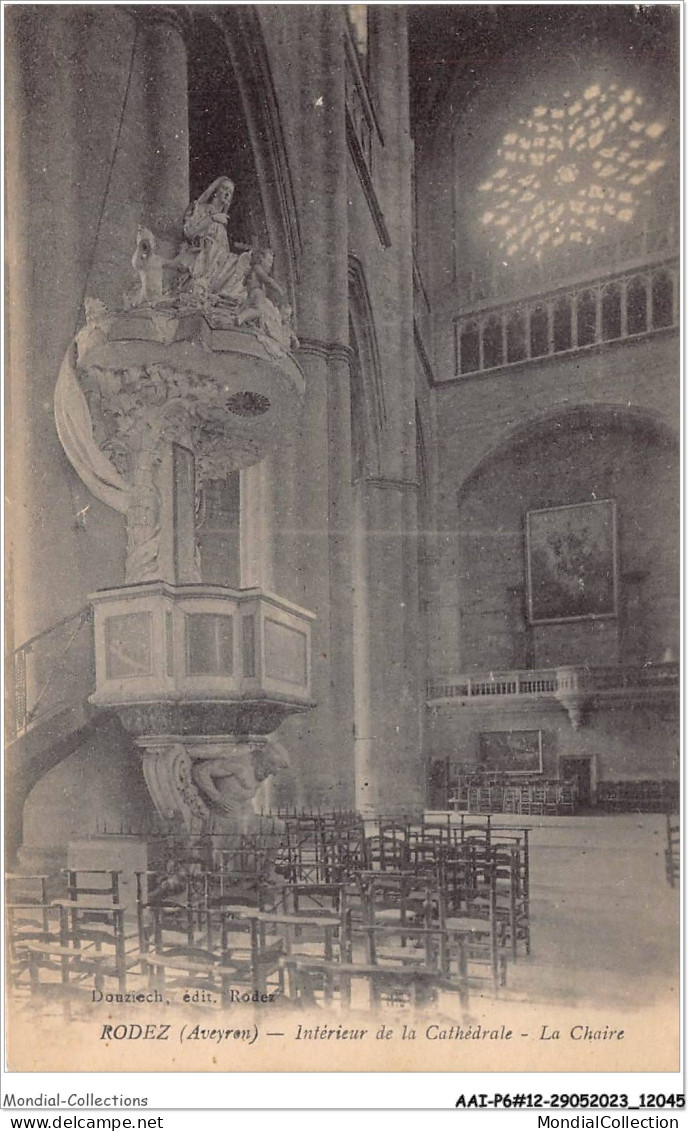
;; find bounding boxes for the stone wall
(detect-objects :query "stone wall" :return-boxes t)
[447,409,678,673]
[427,700,679,787]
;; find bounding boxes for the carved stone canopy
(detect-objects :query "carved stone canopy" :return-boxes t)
[79,313,305,478]
[55,309,305,584]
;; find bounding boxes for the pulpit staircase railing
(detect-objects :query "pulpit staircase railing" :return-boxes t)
[6,606,95,744]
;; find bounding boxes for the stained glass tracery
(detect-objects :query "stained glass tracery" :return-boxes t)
[478,82,668,263]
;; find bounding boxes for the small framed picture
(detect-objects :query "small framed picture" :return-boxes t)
[478,729,543,774]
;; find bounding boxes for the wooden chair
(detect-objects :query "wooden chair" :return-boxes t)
[281,880,350,919]
[6,874,61,988]
[62,868,122,907]
[135,870,206,964]
[7,901,64,990]
[238,908,343,1002]
[213,832,283,877]
[24,901,134,1000]
[458,813,492,847]
[319,821,366,882]
[666,814,680,888]
[558,780,577,815]
[348,917,470,1009]
[437,876,506,995]
[202,868,274,917]
[6,872,61,905]
[363,821,410,872]
[280,823,329,884]
[280,953,442,1016]
[38,868,137,995]
[355,870,432,934]
[492,827,530,912]
[487,843,530,958]
[139,903,280,1005]
[502,785,522,814]
[543,782,561,816]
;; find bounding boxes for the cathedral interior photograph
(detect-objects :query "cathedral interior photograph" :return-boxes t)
[4,3,680,1071]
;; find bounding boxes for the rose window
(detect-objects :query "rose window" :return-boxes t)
[477,82,668,263]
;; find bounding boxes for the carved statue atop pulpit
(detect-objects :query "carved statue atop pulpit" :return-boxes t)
[115,175,296,356]
[177,176,251,306]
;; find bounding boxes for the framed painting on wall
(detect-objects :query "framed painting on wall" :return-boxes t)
[478,729,543,774]
[526,498,618,624]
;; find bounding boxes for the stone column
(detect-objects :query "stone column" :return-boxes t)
[246,6,354,809]
[348,8,424,816]
[80,7,191,305]
[269,344,355,809]
[240,461,275,591]
[354,480,425,818]
[352,480,375,816]
[326,350,357,809]
[5,6,190,645]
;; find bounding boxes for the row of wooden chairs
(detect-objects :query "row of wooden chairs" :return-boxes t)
[8,870,139,1006]
[449,778,576,815]
[151,820,369,888]
[7,810,531,1014]
[9,864,490,1015]
[276,861,509,1012]
[132,864,486,1010]
[596,780,680,813]
[361,817,530,957]
[8,879,459,1015]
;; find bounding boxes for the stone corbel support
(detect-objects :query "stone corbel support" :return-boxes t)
[138,734,291,834]
[554,667,591,730]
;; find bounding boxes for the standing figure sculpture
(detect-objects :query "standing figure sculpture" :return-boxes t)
[179,176,251,305]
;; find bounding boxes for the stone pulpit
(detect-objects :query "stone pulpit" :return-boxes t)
[55,176,314,832]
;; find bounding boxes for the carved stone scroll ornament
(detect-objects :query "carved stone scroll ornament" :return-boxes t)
[139,741,210,828]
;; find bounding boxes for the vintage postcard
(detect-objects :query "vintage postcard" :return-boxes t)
[3,1,680,1080]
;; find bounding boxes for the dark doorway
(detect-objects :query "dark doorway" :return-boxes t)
[560,758,592,809]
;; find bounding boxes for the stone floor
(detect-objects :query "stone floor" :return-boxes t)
[504,814,678,1011]
[428,811,679,1010]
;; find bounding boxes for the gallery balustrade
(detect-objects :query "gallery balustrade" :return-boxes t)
[454,248,678,378]
[427,661,679,729]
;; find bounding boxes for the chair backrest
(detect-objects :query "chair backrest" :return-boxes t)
[7,901,67,976]
[438,850,479,915]
[6,873,57,905]
[63,869,122,906]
